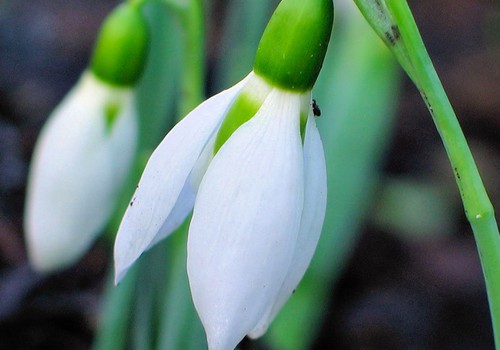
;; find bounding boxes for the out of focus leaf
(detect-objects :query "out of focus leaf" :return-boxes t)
[372,177,456,239]
[212,0,278,90]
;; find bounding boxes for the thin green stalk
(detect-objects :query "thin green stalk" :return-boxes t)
[355,0,500,347]
[156,222,206,350]
[93,266,138,350]
[135,1,182,149]
[164,0,205,115]
[353,0,414,79]
[384,0,493,223]
[155,1,206,349]
[386,2,500,347]
[179,0,205,114]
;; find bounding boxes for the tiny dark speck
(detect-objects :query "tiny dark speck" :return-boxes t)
[391,24,400,40]
[385,31,396,46]
[312,99,321,117]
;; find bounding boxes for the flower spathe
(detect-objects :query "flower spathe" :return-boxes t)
[114,72,327,349]
[25,72,137,272]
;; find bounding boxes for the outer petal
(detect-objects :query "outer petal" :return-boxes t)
[249,113,327,337]
[187,89,304,350]
[25,71,137,272]
[114,75,250,283]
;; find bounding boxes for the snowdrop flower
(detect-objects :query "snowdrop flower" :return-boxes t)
[114,0,333,348]
[25,4,149,272]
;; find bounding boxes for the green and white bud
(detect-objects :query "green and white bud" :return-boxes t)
[25,72,138,272]
[90,3,149,86]
[24,3,149,271]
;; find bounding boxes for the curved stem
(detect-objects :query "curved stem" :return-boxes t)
[384,2,500,347]
[355,0,500,347]
[178,0,205,115]
[386,1,492,218]
[163,0,205,115]
[155,0,206,348]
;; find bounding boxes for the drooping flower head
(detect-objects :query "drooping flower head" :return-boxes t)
[25,3,149,272]
[114,0,333,348]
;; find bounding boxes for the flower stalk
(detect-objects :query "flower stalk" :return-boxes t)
[354,0,500,347]
[178,0,205,114]
[163,0,205,115]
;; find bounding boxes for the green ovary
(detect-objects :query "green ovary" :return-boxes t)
[253,0,334,92]
[214,93,262,154]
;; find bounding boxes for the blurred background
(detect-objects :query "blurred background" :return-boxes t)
[0,0,499,349]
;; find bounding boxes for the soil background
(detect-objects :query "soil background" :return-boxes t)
[0,0,499,349]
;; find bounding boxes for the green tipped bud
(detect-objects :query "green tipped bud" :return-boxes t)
[253,0,334,91]
[90,4,149,86]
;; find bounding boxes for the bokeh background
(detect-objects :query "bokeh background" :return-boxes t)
[0,0,499,349]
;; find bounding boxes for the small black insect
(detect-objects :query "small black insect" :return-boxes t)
[312,99,321,117]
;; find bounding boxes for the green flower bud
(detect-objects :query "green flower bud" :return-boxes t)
[90,4,149,86]
[253,0,334,92]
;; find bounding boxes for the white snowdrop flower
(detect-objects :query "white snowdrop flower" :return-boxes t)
[25,3,149,272]
[115,70,327,349]
[114,0,333,348]
[25,72,137,271]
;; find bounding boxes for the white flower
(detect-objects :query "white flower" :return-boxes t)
[25,71,137,272]
[114,72,327,349]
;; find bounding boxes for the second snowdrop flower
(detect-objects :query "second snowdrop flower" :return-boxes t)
[25,3,149,272]
[114,0,333,348]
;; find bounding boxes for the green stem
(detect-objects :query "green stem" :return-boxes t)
[353,0,415,80]
[155,1,206,349]
[164,0,205,116]
[386,0,492,218]
[385,2,500,347]
[181,0,205,114]
[93,266,138,350]
[473,215,500,343]
[156,222,206,350]
[356,0,500,346]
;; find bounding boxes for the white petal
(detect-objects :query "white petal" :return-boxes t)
[148,178,196,247]
[25,71,137,272]
[187,89,304,350]
[114,75,250,283]
[248,113,327,338]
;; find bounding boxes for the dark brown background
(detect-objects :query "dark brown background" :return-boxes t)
[0,0,499,349]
